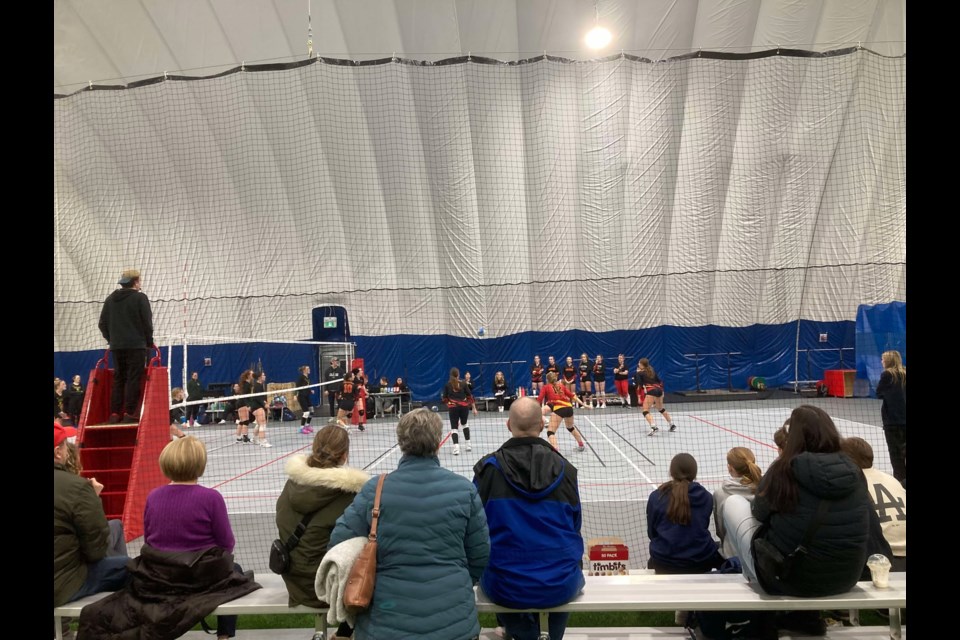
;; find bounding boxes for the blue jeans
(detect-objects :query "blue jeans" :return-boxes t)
[68,555,131,602]
[498,612,571,640]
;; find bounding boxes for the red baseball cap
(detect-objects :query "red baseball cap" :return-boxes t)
[54,422,78,448]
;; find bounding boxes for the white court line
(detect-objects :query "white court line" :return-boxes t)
[365,443,402,470]
[581,416,653,486]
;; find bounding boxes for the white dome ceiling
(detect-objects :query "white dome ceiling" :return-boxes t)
[54,0,905,95]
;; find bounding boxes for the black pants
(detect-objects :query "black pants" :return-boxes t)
[449,405,470,430]
[883,424,907,486]
[328,391,337,417]
[201,562,246,638]
[110,348,147,415]
[186,402,202,423]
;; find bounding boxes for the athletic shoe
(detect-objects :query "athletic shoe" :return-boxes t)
[669,424,677,432]
[242,435,251,443]
[358,425,365,432]
[259,440,273,448]
[466,441,472,451]
[218,419,227,424]
[235,437,243,444]
[300,426,314,435]
[453,444,460,455]
[121,413,139,423]
[107,413,121,424]
[647,426,659,437]
[600,402,606,408]
[577,442,585,452]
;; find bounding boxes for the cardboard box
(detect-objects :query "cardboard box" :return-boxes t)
[587,537,629,576]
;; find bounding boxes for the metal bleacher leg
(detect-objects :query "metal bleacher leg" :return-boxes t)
[888,607,901,640]
[538,611,549,640]
[312,613,328,640]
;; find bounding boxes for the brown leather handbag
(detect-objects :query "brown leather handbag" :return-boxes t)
[343,473,387,613]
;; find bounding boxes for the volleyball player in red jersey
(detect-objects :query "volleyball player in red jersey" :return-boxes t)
[442,367,477,455]
[592,354,607,408]
[561,356,577,395]
[578,353,593,406]
[530,355,545,397]
[538,372,588,452]
[636,358,677,436]
[613,354,630,406]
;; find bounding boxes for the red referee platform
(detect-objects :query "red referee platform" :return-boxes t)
[72,348,171,542]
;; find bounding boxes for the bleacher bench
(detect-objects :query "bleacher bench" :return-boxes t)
[55,572,905,640]
[475,573,906,640]
[53,574,328,640]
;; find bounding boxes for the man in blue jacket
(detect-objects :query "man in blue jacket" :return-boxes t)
[474,396,585,640]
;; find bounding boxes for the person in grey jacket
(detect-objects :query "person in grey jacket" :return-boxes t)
[98,268,153,423]
[328,409,490,640]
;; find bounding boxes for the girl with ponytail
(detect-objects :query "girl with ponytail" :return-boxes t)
[713,447,762,558]
[646,452,723,574]
[275,423,370,638]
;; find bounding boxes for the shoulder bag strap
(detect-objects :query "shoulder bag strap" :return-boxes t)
[284,511,318,551]
[369,473,387,542]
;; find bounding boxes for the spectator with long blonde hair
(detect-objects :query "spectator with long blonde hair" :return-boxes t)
[875,350,906,486]
[713,447,763,558]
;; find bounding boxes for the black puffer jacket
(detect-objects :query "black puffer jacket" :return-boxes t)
[77,544,260,640]
[751,451,869,597]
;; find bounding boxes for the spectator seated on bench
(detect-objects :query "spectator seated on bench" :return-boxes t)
[276,424,369,638]
[78,437,259,640]
[722,406,874,635]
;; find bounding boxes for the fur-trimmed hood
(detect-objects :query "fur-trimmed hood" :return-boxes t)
[284,454,370,491]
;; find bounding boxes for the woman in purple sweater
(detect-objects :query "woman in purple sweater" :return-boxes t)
[144,436,240,640]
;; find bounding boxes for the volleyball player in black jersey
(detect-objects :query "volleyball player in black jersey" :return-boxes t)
[442,367,477,455]
[335,371,363,431]
[249,371,273,447]
[561,356,577,396]
[545,356,560,383]
[613,354,630,406]
[530,355,545,397]
[578,353,592,406]
[492,371,509,413]
[297,365,314,434]
[592,354,607,408]
[636,358,677,435]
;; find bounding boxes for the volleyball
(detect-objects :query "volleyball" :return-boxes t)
[431,405,439,412]
[477,327,485,337]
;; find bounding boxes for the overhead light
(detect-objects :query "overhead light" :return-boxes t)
[585,25,612,49]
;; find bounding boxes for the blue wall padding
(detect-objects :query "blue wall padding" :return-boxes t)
[855,301,907,397]
[55,319,867,402]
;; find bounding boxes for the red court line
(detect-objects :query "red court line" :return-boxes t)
[688,415,778,450]
[211,444,312,490]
